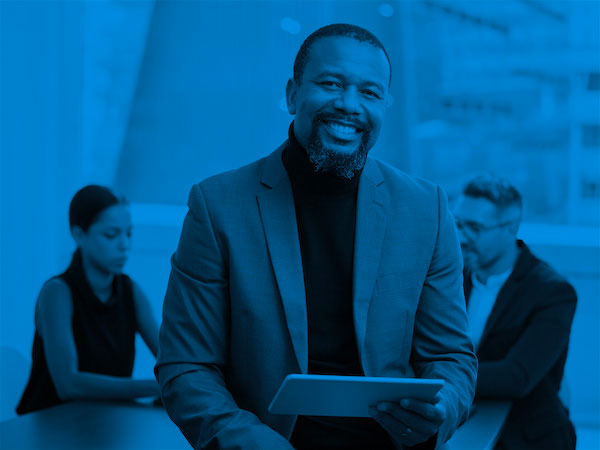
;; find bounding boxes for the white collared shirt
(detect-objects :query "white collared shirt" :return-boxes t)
[467,268,513,351]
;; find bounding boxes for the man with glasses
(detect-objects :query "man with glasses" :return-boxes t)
[454,174,577,450]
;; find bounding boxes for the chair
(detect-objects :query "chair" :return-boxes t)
[0,346,30,421]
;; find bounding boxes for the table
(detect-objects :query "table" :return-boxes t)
[0,401,190,449]
[442,401,512,450]
[0,400,510,449]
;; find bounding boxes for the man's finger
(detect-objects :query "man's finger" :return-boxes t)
[396,398,446,422]
[371,409,430,447]
[375,402,435,435]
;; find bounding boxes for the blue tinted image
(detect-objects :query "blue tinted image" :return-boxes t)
[1,1,599,449]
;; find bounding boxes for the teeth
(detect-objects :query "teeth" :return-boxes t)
[326,121,358,134]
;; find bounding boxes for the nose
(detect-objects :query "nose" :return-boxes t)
[118,233,131,252]
[332,86,361,115]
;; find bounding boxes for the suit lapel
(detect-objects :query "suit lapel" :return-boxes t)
[478,242,535,346]
[352,158,387,366]
[478,276,519,346]
[256,144,308,374]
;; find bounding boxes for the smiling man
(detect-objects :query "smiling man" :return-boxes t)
[286,29,389,179]
[156,24,477,450]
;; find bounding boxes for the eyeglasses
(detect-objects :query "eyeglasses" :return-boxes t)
[455,219,514,236]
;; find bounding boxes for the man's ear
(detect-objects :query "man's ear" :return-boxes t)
[385,93,394,108]
[504,208,521,236]
[286,78,297,115]
[506,221,520,236]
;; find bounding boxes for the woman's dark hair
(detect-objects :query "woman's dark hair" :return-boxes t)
[69,185,126,232]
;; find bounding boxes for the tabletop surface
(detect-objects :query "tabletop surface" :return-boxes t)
[0,400,511,449]
[0,401,190,450]
[443,401,512,450]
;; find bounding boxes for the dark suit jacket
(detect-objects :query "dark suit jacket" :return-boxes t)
[465,240,577,450]
[156,143,478,450]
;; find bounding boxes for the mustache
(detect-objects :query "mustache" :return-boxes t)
[460,243,476,254]
[314,113,369,132]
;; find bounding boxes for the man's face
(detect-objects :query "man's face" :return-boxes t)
[286,36,390,177]
[453,195,514,273]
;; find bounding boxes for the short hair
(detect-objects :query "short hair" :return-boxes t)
[293,23,392,85]
[463,174,523,217]
[69,185,126,232]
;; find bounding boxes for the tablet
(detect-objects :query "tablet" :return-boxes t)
[268,374,444,417]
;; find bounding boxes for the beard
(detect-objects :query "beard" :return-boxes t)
[460,244,479,272]
[461,243,504,276]
[462,250,476,272]
[305,115,372,179]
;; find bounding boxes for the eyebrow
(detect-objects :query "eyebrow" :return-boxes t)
[315,71,386,93]
[100,226,132,231]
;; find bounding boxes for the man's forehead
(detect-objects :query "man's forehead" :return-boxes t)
[455,195,499,221]
[304,36,390,78]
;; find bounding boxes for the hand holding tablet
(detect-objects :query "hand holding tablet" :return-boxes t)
[268,374,444,417]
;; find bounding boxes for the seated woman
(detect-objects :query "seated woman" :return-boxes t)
[17,185,160,414]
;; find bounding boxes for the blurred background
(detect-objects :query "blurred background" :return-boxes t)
[1,0,599,446]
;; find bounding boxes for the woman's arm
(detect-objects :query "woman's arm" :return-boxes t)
[36,278,159,401]
[131,281,159,357]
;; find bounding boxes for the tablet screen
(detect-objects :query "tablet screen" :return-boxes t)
[268,374,444,417]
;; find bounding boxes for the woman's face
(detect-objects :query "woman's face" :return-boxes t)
[75,204,132,274]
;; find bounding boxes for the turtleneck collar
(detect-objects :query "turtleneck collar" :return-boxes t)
[282,122,362,196]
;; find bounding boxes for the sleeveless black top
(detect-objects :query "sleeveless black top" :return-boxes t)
[16,250,137,415]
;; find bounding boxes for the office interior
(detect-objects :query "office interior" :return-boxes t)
[1,1,598,448]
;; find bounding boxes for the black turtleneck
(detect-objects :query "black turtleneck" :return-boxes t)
[283,123,362,376]
[284,124,394,449]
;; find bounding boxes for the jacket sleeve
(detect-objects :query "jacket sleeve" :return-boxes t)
[476,281,577,399]
[155,184,293,450]
[411,186,478,448]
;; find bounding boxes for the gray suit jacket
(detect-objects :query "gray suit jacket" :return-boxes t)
[156,143,477,450]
